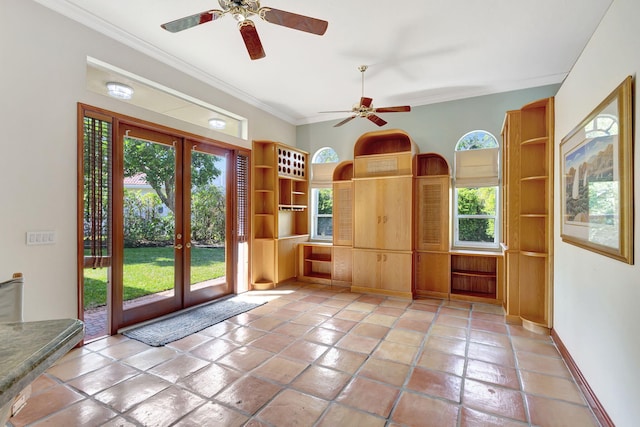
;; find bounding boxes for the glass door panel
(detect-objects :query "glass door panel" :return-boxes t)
[184,142,231,305]
[117,125,183,327]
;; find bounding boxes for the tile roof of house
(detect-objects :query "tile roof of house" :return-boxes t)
[123,173,148,186]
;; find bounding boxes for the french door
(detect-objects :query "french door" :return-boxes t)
[114,123,232,329]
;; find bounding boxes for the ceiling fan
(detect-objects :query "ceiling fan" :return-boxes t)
[160,1,328,60]
[321,65,412,127]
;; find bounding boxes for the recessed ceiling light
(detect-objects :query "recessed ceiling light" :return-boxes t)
[106,82,134,100]
[208,118,227,129]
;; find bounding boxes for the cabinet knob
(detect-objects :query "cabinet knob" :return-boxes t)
[174,244,183,250]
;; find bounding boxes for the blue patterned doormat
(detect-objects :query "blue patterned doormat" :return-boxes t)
[123,296,264,346]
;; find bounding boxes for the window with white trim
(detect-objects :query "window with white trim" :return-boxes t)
[453,130,500,249]
[310,147,339,240]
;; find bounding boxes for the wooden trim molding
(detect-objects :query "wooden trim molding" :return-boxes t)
[551,329,615,427]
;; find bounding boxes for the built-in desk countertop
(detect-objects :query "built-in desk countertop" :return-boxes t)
[0,319,84,409]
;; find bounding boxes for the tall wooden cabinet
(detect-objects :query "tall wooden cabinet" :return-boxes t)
[502,98,554,333]
[414,153,451,299]
[251,141,309,289]
[351,130,417,299]
[332,161,354,286]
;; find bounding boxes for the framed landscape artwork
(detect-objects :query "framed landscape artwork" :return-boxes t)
[560,76,634,264]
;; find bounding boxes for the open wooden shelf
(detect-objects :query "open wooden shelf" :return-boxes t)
[502,96,554,333]
[333,161,354,182]
[450,253,499,299]
[252,141,309,289]
[415,153,450,177]
[298,243,333,285]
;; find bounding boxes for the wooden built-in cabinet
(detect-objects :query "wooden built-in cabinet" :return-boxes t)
[331,161,354,286]
[502,97,554,333]
[352,249,413,296]
[332,161,354,248]
[354,177,413,251]
[414,153,451,299]
[296,161,354,288]
[415,251,450,298]
[251,141,309,289]
[351,130,416,299]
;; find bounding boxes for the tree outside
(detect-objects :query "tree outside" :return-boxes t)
[123,138,225,247]
[315,188,333,237]
[457,186,496,242]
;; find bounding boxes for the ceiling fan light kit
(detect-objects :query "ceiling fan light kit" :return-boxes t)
[161,1,328,60]
[321,65,412,127]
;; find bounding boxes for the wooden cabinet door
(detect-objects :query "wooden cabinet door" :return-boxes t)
[415,177,449,251]
[332,246,352,284]
[379,177,412,251]
[333,181,353,246]
[276,236,308,283]
[379,252,412,293]
[415,251,450,297]
[352,249,380,289]
[354,177,412,250]
[353,179,380,249]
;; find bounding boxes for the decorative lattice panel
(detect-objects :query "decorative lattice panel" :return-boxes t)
[421,183,442,245]
[277,147,306,178]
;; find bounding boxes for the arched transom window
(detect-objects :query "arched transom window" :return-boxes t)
[453,130,500,248]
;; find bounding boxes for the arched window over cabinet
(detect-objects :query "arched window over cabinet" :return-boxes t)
[310,147,339,240]
[453,130,500,249]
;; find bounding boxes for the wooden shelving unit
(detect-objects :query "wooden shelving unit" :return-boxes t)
[502,97,554,333]
[450,252,501,301]
[351,129,417,299]
[331,161,354,286]
[414,153,451,299]
[332,161,354,247]
[298,243,333,285]
[251,141,309,290]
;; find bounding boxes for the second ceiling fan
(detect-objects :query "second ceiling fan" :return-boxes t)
[322,65,412,127]
[161,1,328,60]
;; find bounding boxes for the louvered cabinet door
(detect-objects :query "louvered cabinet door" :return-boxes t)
[332,181,353,246]
[416,176,450,252]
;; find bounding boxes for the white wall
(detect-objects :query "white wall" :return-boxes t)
[0,0,295,321]
[554,0,639,425]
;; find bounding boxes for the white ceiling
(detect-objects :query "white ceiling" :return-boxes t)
[36,0,612,126]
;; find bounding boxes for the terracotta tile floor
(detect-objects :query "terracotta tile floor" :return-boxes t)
[9,282,601,426]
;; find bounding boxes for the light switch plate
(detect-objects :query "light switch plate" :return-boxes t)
[26,231,56,245]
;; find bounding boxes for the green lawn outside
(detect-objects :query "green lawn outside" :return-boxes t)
[83,246,225,310]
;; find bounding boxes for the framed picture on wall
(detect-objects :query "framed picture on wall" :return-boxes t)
[560,75,634,264]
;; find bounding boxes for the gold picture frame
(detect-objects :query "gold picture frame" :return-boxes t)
[560,76,634,264]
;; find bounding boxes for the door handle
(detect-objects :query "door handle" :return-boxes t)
[174,244,183,249]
